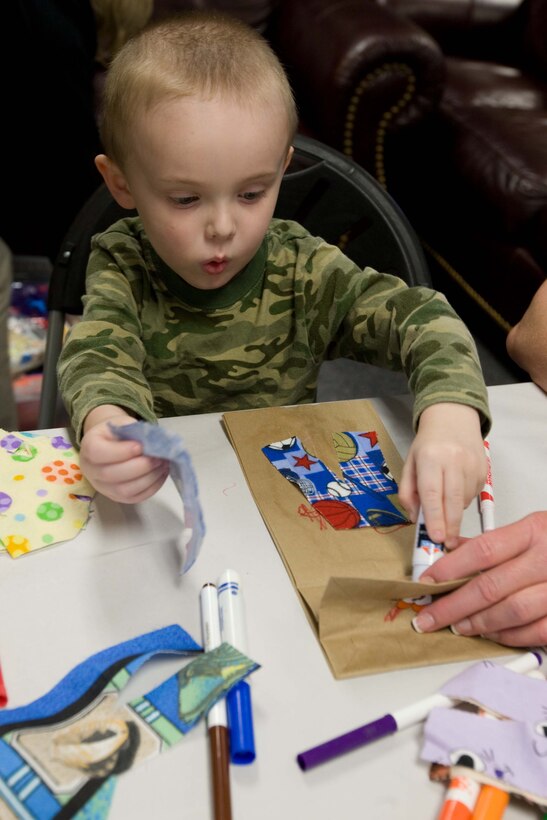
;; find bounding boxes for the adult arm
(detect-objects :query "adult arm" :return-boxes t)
[506,280,547,392]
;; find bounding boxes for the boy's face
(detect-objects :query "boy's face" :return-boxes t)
[105,94,293,290]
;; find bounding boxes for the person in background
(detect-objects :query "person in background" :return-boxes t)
[506,279,547,392]
[58,11,491,549]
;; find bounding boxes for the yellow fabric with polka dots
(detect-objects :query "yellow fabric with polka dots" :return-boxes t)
[0,429,95,557]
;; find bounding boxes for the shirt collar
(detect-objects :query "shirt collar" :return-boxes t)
[151,239,267,309]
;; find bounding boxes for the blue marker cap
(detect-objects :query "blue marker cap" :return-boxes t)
[227,680,255,764]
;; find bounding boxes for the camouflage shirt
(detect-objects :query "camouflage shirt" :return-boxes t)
[58,217,491,443]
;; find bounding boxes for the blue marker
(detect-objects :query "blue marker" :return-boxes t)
[217,569,256,764]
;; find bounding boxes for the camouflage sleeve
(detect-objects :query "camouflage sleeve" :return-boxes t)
[350,282,491,434]
[58,243,157,444]
[274,224,491,435]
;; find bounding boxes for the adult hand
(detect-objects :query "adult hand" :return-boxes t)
[399,402,487,548]
[79,405,170,503]
[412,512,547,647]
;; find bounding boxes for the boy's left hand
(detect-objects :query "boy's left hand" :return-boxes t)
[398,402,487,547]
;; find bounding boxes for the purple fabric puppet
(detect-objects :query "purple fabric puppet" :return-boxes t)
[421,660,547,805]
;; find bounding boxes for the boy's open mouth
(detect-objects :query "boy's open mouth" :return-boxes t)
[203,257,228,275]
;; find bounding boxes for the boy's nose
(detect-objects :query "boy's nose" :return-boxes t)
[206,206,236,241]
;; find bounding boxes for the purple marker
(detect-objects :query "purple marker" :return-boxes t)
[296,651,542,771]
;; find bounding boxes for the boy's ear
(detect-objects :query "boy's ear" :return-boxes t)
[284,145,294,172]
[95,154,136,209]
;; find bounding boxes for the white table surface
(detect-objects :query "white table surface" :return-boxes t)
[1,382,546,819]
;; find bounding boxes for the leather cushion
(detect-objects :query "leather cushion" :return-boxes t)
[440,58,547,245]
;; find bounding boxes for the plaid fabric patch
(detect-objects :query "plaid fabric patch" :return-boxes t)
[340,455,394,494]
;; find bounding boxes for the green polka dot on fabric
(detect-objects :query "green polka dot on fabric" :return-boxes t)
[0,428,95,558]
[12,444,38,463]
[36,501,64,522]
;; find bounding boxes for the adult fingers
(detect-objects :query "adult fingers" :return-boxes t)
[482,619,547,647]
[453,582,547,640]
[481,615,547,648]
[420,515,539,583]
[413,545,547,635]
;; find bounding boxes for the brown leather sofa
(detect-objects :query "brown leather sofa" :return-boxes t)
[377,0,547,359]
[274,0,547,360]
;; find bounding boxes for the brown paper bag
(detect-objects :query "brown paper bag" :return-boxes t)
[223,400,514,678]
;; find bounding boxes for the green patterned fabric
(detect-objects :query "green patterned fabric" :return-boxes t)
[58,217,491,443]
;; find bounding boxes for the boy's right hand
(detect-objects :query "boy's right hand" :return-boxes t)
[80,405,170,503]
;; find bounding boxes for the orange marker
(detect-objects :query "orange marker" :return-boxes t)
[471,709,510,820]
[438,774,481,820]
[471,785,509,820]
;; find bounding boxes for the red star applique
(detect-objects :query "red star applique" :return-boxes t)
[293,453,317,469]
[360,431,378,447]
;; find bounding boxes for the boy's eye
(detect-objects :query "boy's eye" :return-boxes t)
[172,195,199,207]
[239,190,265,203]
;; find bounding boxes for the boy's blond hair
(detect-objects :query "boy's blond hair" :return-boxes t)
[99,11,298,168]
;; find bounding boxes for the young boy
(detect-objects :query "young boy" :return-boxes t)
[58,11,490,547]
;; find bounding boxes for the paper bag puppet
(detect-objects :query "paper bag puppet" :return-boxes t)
[223,400,514,679]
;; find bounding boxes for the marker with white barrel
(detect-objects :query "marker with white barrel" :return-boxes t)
[217,569,256,765]
[412,507,445,581]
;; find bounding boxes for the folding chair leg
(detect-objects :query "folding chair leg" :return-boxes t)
[38,310,65,429]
